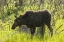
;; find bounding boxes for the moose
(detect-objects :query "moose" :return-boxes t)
[11,10,53,36]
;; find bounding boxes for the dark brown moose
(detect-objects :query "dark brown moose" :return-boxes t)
[11,10,53,36]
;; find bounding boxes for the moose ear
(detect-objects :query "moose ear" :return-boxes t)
[14,15,17,18]
[19,15,22,18]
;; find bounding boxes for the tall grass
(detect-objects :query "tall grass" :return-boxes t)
[0,0,64,42]
[0,18,64,42]
[0,31,64,42]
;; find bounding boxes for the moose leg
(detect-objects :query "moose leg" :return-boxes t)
[30,27,36,35]
[46,22,53,37]
[30,27,36,39]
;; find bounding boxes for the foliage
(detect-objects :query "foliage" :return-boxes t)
[0,0,64,42]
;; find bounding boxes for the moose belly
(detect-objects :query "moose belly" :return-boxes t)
[35,22,44,27]
[30,20,45,27]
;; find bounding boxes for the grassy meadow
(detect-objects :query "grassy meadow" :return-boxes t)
[0,18,64,42]
[0,0,64,42]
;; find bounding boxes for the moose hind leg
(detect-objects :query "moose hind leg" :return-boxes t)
[46,22,53,36]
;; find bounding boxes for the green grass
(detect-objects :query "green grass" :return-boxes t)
[0,19,64,42]
[0,15,64,42]
[0,31,64,42]
[0,1,64,42]
[0,12,64,42]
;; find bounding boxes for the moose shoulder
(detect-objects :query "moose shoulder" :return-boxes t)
[11,10,53,36]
